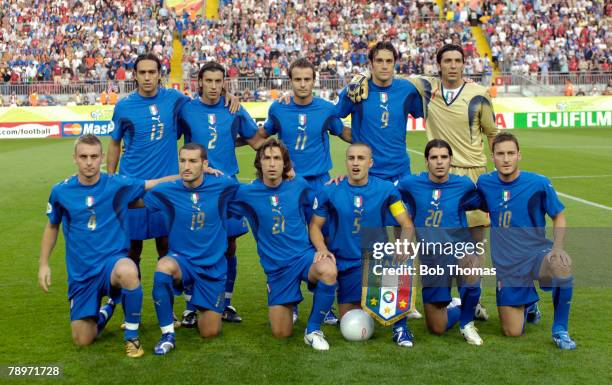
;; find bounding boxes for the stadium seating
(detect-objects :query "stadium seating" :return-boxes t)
[0,0,609,103]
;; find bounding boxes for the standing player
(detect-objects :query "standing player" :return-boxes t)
[477,133,576,349]
[145,143,238,355]
[396,139,484,345]
[229,139,338,350]
[178,61,260,324]
[337,41,423,182]
[259,58,350,190]
[107,53,191,269]
[309,143,417,347]
[38,134,175,357]
[259,58,351,324]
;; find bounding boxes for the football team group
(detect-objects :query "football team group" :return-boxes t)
[37,41,576,358]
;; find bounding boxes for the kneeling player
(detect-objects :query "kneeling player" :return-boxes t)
[146,143,238,355]
[38,134,175,357]
[230,139,337,350]
[310,143,417,347]
[397,140,484,345]
[477,133,576,349]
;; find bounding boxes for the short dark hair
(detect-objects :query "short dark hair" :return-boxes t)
[346,142,372,156]
[289,58,316,80]
[135,52,162,72]
[436,44,465,65]
[492,132,520,152]
[424,139,453,158]
[134,53,162,87]
[368,41,399,63]
[74,134,102,153]
[197,61,226,95]
[254,139,292,180]
[180,142,208,160]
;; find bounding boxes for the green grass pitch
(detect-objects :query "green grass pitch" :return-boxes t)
[0,128,611,385]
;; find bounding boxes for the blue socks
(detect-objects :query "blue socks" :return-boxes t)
[459,285,481,328]
[552,276,573,334]
[225,255,237,307]
[306,281,336,333]
[393,316,407,330]
[153,272,175,333]
[446,305,461,331]
[121,285,143,341]
[96,300,115,335]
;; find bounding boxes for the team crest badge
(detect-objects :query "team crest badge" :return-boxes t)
[380,92,388,104]
[503,190,510,202]
[432,189,441,201]
[298,114,307,126]
[149,104,158,116]
[270,195,279,207]
[191,193,199,205]
[208,114,216,125]
[354,195,363,208]
[86,196,94,207]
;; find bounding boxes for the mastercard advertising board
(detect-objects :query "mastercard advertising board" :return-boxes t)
[61,121,115,136]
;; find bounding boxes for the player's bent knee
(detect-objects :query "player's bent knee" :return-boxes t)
[114,260,140,287]
[427,322,446,335]
[271,327,292,339]
[502,327,523,337]
[71,329,95,346]
[314,260,337,282]
[155,257,178,275]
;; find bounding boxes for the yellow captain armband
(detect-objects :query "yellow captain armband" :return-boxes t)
[389,200,406,217]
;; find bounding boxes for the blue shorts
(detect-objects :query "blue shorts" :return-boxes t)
[172,255,226,314]
[337,264,362,305]
[68,256,123,321]
[420,258,454,305]
[304,174,330,233]
[128,207,169,240]
[304,173,330,192]
[266,253,315,306]
[378,171,411,226]
[227,216,249,238]
[495,253,546,307]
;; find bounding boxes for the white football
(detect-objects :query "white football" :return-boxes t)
[340,309,374,341]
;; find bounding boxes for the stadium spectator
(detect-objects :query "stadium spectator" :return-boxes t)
[564,79,574,96]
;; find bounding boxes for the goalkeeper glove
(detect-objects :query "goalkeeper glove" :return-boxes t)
[347,71,370,103]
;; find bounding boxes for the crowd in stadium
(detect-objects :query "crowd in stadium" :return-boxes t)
[0,0,174,84]
[0,0,610,105]
[482,0,611,80]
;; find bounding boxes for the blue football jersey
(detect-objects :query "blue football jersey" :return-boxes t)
[477,171,565,274]
[111,87,190,179]
[179,96,258,176]
[264,97,344,177]
[336,78,423,179]
[397,172,480,260]
[144,175,238,279]
[313,177,403,270]
[46,174,145,283]
[397,172,480,228]
[229,177,315,274]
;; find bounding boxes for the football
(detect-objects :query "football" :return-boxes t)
[340,309,375,341]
